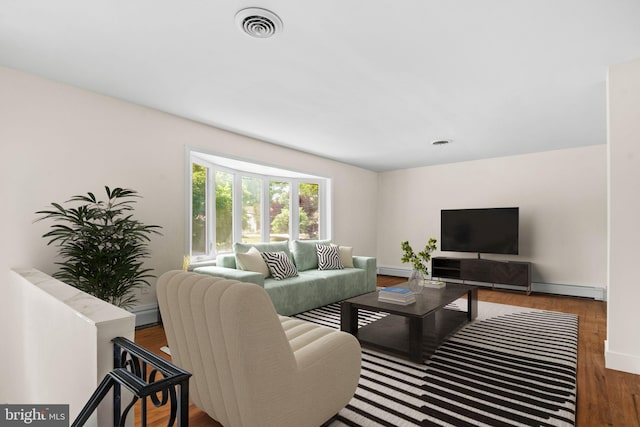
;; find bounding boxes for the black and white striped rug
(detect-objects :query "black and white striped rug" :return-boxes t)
[293,300,578,427]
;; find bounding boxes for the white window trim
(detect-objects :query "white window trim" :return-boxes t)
[186,148,331,262]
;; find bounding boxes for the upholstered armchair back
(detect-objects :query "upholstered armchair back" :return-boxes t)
[156,270,361,427]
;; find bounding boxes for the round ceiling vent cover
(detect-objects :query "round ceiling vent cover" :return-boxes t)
[235,8,283,38]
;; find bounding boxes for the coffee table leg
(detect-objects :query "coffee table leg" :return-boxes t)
[409,317,423,363]
[340,302,359,337]
[467,288,478,321]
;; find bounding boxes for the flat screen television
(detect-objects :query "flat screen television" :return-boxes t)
[441,207,519,255]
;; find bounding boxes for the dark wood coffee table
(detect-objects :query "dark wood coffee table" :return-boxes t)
[340,283,477,363]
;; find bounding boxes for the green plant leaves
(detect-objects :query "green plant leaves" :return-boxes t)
[35,186,162,309]
[401,238,438,277]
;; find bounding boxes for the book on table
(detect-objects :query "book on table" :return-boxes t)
[379,287,412,296]
[378,287,416,305]
[423,280,446,289]
[378,295,416,305]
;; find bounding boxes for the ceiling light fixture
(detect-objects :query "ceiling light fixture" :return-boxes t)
[431,139,451,145]
[235,7,283,38]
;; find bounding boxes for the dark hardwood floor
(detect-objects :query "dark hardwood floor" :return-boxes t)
[134,275,640,427]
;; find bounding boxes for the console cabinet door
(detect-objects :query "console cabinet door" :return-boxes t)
[493,262,530,287]
[461,259,495,282]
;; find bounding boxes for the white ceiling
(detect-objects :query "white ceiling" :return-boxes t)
[2,1,640,171]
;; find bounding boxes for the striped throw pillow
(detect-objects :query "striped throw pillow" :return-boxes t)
[317,244,344,270]
[261,251,298,280]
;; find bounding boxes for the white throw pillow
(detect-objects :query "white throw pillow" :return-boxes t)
[332,244,354,268]
[236,246,270,278]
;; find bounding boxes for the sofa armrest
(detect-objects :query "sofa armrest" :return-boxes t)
[216,253,237,269]
[352,256,377,291]
[193,266,265,287]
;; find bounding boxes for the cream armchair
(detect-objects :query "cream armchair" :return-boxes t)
[156,271,361,427]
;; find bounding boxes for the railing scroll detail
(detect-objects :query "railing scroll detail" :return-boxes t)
[72,337,191,427]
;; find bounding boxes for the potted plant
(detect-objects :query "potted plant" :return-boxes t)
[35,186,162,309]
[401,238,438,292]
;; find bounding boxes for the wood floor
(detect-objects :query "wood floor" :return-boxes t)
[134,275,640,427]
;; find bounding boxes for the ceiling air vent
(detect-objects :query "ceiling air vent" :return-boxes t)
[235,8,283,38]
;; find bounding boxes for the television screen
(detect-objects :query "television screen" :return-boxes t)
[441,208,519,255]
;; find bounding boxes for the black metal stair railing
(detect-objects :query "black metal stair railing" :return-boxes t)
[72,337,192,427]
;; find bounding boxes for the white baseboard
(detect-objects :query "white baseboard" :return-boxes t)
[532,282,605,300]
[377,266,412,278]
[605,340,640,375]
[377,265,606,300]
[129,303,159,327]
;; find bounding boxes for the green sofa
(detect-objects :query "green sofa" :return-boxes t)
[193,240,377,316]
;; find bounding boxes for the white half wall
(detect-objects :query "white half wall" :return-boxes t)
[606,57,640,374]
[376,146,607,292]
[0,66,378,315]
[1,269,135,425]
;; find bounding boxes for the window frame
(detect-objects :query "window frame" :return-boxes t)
[186,149,330,263]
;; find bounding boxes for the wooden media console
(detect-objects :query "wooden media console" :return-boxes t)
[432,257,532,294]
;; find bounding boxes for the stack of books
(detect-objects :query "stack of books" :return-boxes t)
[378,287,416,305]
[423,280,446,289]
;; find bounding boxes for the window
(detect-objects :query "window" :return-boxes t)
[215,171,234,253]
[191,164,208,257]
[269,181,290,242]
[188,150,330,261]
[242,176,262,244]
[299,182,319,240]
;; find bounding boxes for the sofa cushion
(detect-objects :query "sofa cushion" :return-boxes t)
[261,251,299,280]
[291,239,331,271]
[317,244,344,270]
[236,246,270,278]
[334,245,354,268]
[279,268,369,315]
[263,273,326,316]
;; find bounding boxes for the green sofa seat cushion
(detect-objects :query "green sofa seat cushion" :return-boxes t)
[300,268,369,298]
[264,268,367,315]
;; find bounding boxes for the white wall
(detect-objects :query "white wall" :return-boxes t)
[606,58,640,374]
[376,146,607,290]
[0,66,379,409]
[0,65,379,310]
[2,269,135,426]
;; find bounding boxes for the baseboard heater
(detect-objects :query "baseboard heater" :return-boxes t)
[129,303,160,327]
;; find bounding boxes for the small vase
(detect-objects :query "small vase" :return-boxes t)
[408,269,424,294]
